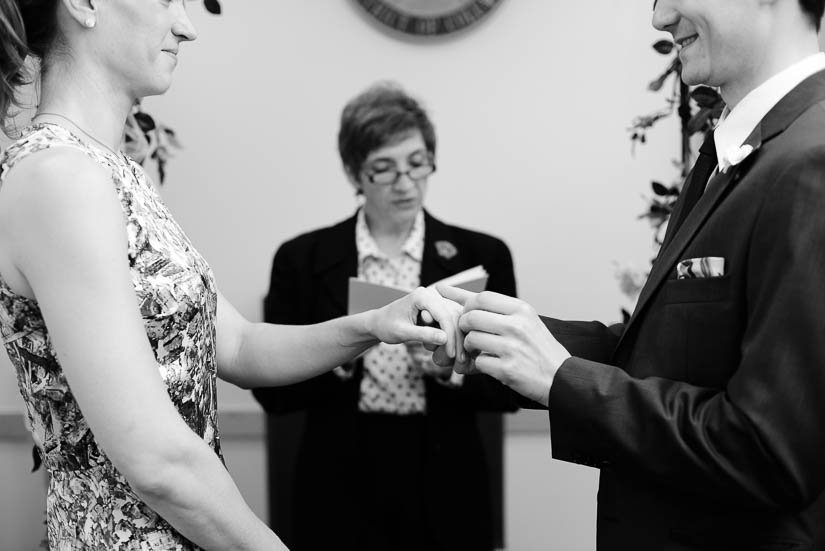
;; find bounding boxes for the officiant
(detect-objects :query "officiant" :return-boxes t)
[252,81,519,551]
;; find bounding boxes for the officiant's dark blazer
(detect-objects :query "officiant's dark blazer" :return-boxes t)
[252,209,519,551]
[544,71,825,550]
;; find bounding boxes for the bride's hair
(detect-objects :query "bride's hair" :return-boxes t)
[0,0,59,135]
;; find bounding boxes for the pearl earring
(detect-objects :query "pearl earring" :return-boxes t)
[84,17,96,28]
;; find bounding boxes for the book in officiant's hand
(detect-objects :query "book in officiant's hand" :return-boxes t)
[347,265,488,315]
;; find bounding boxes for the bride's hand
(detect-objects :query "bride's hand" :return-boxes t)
[367,287,465,363]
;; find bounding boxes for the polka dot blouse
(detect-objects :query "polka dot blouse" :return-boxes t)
[355,208,427,414]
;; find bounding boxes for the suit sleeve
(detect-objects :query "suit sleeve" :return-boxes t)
[548,149,825,509]
[541,317,623,364]
[251,240,350,414]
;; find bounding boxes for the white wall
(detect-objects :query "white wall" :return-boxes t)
[506,433,599,551]
[0,440,46,551]
[0,2,679,549]
[146,0,677,408]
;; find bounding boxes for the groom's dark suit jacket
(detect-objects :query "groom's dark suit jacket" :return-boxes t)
[253,210,520,551]
[545,71,825,550]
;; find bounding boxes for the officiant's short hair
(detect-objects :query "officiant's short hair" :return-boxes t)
[338,81,436,177]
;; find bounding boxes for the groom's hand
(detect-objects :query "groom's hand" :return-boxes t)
[439,286,571,407]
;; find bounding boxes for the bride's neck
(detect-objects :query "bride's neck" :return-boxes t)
[37,61,134,150]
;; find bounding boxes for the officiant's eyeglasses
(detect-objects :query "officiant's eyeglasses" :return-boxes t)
[365,163,436,186]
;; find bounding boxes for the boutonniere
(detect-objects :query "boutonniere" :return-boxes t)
[434,240,458,260]
[719,143,756,174]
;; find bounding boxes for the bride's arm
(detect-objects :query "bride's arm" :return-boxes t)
[215,287,460,390]
[1,150,286,551]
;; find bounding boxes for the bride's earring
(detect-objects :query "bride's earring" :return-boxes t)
[84,17,96,28]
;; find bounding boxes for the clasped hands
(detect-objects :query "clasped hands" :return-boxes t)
[370,284,571,407]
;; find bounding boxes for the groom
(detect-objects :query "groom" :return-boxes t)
[442,0,825,548]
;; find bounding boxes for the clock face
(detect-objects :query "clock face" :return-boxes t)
[356,0,505,36]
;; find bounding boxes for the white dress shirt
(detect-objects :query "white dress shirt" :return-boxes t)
[714,53,825,173]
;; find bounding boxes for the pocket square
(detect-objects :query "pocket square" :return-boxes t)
[677,257,725,279]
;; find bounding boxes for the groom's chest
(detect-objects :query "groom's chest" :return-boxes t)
[620,164,771,386]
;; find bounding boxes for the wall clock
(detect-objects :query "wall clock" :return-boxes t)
[356,0,505,36]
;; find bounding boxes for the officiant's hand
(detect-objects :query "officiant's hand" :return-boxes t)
[368,286,466,362]
[437,286,571,407]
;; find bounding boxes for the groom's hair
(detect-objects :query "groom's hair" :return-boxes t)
[799,0,825,31]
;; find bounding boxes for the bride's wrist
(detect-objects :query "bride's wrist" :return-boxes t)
[334,311,380,351]
[350,309,380,347]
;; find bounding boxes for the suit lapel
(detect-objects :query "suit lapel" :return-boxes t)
[317,210,467,313]
[628,166,740,329]
[616,69,825,354]
[314,214,358,314]
[421,211,466,286]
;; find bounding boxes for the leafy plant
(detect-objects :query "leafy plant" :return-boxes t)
[203,0,222,14]
[617,39,725,320]
[124,102,183,185]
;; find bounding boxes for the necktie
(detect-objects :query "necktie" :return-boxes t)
[667,131,718,240]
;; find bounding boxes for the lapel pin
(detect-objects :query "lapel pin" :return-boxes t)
[435,240,458,260]
[720,144,756,174]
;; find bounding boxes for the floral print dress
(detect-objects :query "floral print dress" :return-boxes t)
[0,123,221,551]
